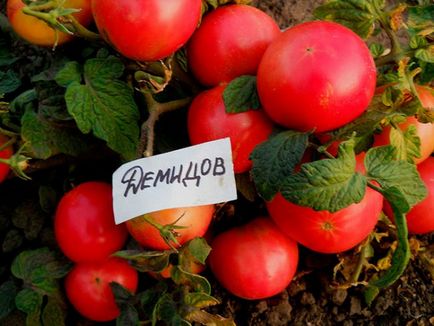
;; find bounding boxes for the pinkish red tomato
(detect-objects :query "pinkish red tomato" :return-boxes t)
[257,21,376,133]
[188,4,280,86]
[0,134,12,183]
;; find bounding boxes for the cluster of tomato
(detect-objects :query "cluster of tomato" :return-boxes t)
[3,0,434,323]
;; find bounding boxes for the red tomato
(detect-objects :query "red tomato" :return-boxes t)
[257,21,376,133]
[7,0,93,46]
[209,217,298,300]
[373,86,434,164]
[92,0,201,61]
[0,135,13,183]
[65,257,138,322]
[187,4,280,87]
[54,182,128,262]
[384,156,434,234]
[126,205,214,251]
[187,85,274,173]
[267,154,381,254]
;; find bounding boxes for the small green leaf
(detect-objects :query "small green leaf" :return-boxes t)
[0,70,21,94]
[389,124,421,163]
[223,76,260,113]
[369,43,385,58]
[55,62,82,87]
[183,292,220,309]
[58,57,140,160]
[116,304,139,326]
[21,107,92,159]
[415,46,434,63]
[111,282,134,304]
[186,238,211,265]
[365,186,410,304]
[171,267,211,294]
[155,294,188,326]
[251,130,310,201]
[0,281,18,319]
[113,250,171,273]
[281,140,367,212]
[407,4,434,36]
[409,35,427,49]
[365,146,427,208]
[15,289,42,314]
[41,297,66,326]
[0,39,18,67]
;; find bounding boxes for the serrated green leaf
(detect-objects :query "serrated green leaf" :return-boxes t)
[223,75,260,113]
[15,289,42,314]
[409,35,427,49]
[0,281,18,319]
[281,140,367,212]
[186,238,211,265]
[113,250,171,273]
[389,124,421,163]
[0,70,21,94]
[251,130,310,201]
[369,43,385,58]
[59,57,140,160]
[55,61,82,87]
[365,186,410,304]
[415,46,434,63]
[313,0,379,39]
[365,146,427,208]
[41,296,66,326]
[21,107,91,159]
[171,267,211,294]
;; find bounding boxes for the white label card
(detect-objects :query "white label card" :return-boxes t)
[112,138,238,224]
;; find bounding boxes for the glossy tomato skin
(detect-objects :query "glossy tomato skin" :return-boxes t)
[384,157,434,234]
[55,182,128,262]
[0,134,13,183]
[187,4,280,87]
[209,217,298,300]
[126,205,214,251]
[65,257,138,322]
[257,21,376,133]
[7,0,93,46]
[187,85,274,173]
[92,0,201,61]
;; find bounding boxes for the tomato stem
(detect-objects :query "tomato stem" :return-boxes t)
[351,235,373,283]
[66,15,101,42]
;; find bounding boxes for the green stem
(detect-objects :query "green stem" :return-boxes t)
[26,1,57,11]
[66,15,100,41]
[351,235,373,283]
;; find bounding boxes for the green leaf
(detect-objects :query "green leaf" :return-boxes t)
[0,70,21,94]
[409,35,427,49]
[2,229,23,253]
[186,238,211,265]
[223,76,260,113]
[415,45,434,63]
[0,39,18,67]
[55,62,82,87]
[407,4,434,36]
[183,293,220,309]
[57,57,140,160]
[251,130,310,201]
[155,294,189,326]
[21,107,92,159]
[365,146,427,208]
[365,187,410,304]
[0,281,18,319]
[12,198,45,241]
[171,267,211,294]
[111,282,134,304]
[281,140,367,212]
[15,289,42,314]
[313,0,381,39]
[389,124,421,163]
[116,304,139,326]
[41,297,66,326]
[369,43,385,58]
[113,250,171,273]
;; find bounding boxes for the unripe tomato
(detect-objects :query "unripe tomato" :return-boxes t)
[209,217,298,300]
[65,257,138,322]
[0,134,13,183]
[257,21,376,132]
[126,205,214,251]
[187,4,280,87]
[384,157,434,234]
[187,85,274,173]
[54,182,128,262]
[92,0,202,61]
[7,0,93,46]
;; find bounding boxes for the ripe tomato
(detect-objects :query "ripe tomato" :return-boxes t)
[187,4,280,87]
[0,135,13,183]
[7,0,93,46]
[267,154,382,254]
[65,257,138,322]
[92,0,201,61]
[209,217,298,300]
[54,182,128,262]
[257,21,376,133]
[384,157,434,234]
[187,85,274,173]
[373,85,434,164]
[126,205,214,251]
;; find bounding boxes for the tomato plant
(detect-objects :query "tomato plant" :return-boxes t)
[187,4,280,87]
[126,204,214,250]
[7,0,93,46]
[92,0,202,61]
[257,21,376,133]
[187,84,274,173]
[209,217,298,300]
[0,134,12,183]
[384,157,434,234]
[65,257,138,322]
[54,182,128,262]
